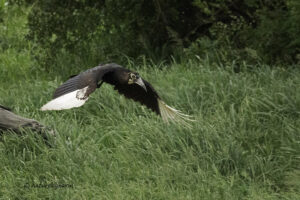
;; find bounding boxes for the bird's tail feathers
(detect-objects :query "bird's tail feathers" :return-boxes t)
[158,99,195,127]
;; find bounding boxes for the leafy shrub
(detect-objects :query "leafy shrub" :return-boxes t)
[26,0,300,68]
[248,0,300,64]
[0,0,7,22]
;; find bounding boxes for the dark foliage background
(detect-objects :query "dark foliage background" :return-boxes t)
[7,0,300,68]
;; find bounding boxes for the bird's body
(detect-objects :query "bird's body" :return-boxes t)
[41,63,193,125]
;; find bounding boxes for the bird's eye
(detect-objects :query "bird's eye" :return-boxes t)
[130,73,136,79]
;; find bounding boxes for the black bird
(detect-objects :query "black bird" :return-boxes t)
[41,63,193,125]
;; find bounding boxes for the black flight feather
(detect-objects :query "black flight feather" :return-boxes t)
[112,79,160,115]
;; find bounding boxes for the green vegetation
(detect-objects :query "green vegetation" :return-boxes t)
[27,0,300,66]
[0,2,299,200]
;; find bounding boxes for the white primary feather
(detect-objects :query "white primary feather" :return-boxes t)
[158,99,195,127]
[41,87,89,111]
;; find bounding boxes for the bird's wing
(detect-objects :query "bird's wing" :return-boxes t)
[41,64,118,111]
[52,71,101,99]
[41,73,97,111]
[112,78,194,126]
[113,79,161,114]
[53,64,121,99]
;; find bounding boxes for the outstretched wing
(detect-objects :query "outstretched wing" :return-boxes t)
[41,64,119,111]
[112,78,194,126]
[52,72,96,99]
[113,79,161,115]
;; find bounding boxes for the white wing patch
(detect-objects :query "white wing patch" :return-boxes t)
[76,86,88,99]
[41,87,89,111]
[158,99,195,127]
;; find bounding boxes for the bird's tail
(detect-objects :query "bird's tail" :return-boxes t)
[158,99,195,127]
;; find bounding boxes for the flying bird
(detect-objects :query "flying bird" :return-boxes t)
[41,63,193,125]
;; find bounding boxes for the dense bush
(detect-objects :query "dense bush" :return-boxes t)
[249,0,300,64]
[25,0,300,67]
[0,0,7,23]
[187,0,300,66]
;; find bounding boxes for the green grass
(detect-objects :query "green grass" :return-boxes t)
[0,4,300,200]
[1,62,299,199]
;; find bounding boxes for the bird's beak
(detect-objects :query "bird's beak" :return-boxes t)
[135,78,147,91]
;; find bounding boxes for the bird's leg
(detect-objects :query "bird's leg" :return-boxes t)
[97,81,104,88]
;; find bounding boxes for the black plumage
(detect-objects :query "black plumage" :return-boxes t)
[112,78,160,115]
[41,63,193,125]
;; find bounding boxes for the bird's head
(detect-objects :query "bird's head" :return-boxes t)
[127,72,147,91]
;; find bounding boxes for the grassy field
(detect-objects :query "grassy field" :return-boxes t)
[1,5,300,200]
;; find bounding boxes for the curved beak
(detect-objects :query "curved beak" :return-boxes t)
[135,77,147,91]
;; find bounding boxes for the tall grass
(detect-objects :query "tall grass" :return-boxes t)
[1,60,299,199]
[0,4,299,200]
